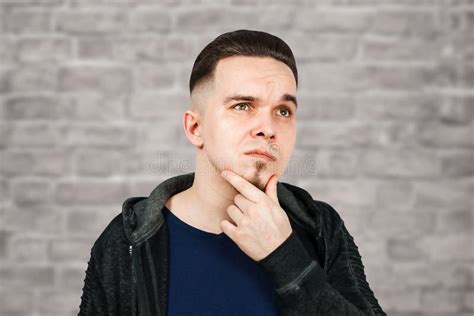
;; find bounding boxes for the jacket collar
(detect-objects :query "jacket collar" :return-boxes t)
[122,172,321,246]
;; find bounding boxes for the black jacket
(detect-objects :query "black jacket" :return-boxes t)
[79,172,386,315]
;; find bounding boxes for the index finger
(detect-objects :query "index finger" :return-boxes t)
[221,170,265,203]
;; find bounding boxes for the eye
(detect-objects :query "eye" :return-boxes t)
[232,103,251,111]
[277,107,292,117]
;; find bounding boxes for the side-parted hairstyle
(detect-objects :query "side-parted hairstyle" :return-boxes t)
[189,29,298,96]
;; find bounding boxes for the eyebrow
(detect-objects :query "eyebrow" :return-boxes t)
[224,94,298,108]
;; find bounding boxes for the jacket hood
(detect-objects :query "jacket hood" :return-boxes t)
[122,172,322,246]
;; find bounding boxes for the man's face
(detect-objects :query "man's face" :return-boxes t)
[196,56,297,191]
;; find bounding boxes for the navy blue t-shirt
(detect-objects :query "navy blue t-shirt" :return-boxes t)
[162,205,278,316]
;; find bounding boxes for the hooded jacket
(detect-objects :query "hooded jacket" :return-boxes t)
[79,172,386,316]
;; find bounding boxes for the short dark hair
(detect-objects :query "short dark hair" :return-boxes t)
[189,29,298,94]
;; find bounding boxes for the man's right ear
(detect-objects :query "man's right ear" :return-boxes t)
[183,110,204,148]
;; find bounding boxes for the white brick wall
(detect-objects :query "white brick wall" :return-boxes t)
[0,0,473,315]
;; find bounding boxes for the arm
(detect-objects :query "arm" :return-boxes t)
[257,204,386,316]
[78,245,107,316]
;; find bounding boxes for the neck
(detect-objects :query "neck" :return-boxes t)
[185,154,239,232]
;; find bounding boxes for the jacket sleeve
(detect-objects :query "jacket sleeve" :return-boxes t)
[78,244,108,316]
[256,202,386,316]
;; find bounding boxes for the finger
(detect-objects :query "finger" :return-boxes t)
[221,170,264,202]
[220,220,238,239]
[233,193,255,213]
[226,204,244,225]
[264,174,279,204]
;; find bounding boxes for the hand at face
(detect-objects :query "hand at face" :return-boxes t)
[219,170,293,262]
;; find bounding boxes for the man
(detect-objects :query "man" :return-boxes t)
[79,29,386,315]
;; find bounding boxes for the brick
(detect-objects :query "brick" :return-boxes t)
[417,122,474,148]
[289,34,357,62]
[15,36,72,62]
[11,178,53,206]
[0,177,7,201]
[66,93,126,121]
[129,91,188,119]
[297,94,355,121]
[175,7,258,32]
[367,210,436,239]
[74,148,124,176]
[61,124,134,147]
[420,288,464,313]
[284,150,319,179]
[371,10,440,38]
[361,37,442,62]
[361,149,441,179]
[55,180,128,205]
[0,149,71,176]
[3,95,74,120]
[366,122,420,148]
[375,180,415,212]
[378,289,421,313]
[4,9,52,34]
[0,266,54,288]
[3,205,62,234]
[0,36,15,63]
[0,66,58,93]
[450,34,474,61]
[58,65,132,94]
[414,179,472,211]
[295,9,372,33]
[58,265,88,291]
[310,149,359,178]
[257,7,297,30]
[65,208,118,235]
[114,37,163,62]
[77,36,114,60]
[0,289,34,316]
[135,122,186,150]
[0,230,10,258]
[464,290,474,311]
[130,9,171,32]
[3,122,62,147]
[37,289,81,315]
[459,64,474,88]
[423,234,474,261]
[439,150,474,178]
[55,9,128,34]
[134,63,176,91]
[299,122,370,148]
[0,0,63,4]
[159,36,196,61]
[302,179,376,209]
[355,94,440,121]
[126,149,195,176]
[390,262,473,291]
[113,35,196,62]
[439,95,474,125]
[49,238,92,262]
[300,64,444,93]
[436,209,473,234]
[387,237,428,261]
[9,236,49,261]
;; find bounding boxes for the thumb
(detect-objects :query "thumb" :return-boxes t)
[265,174,279,204]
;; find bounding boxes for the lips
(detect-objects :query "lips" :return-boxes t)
[245,149,276,161]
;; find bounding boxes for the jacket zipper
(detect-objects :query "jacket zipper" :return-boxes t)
[130,245,142,316]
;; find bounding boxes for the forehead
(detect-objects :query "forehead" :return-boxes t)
[213,56,296,94]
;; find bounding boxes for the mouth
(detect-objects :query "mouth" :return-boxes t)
[244,149,276,161]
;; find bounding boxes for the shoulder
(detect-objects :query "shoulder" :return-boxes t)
[91,212,128,259]
[312,199,345,237]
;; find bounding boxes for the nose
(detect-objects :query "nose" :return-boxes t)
[251,112,276,141]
